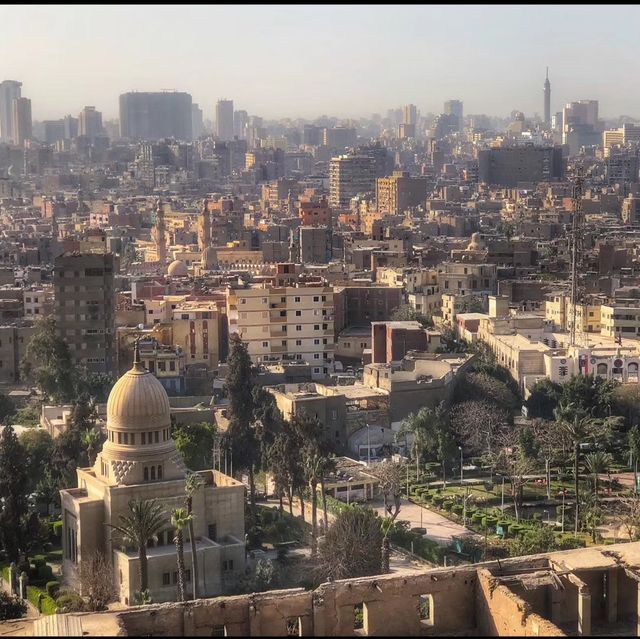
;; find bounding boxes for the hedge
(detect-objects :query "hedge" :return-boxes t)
[51,521,63,539]
[26,586,57,615]
[46,581,60,598]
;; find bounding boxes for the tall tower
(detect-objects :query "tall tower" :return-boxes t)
[152,198,167,265]
[544,67,551,128]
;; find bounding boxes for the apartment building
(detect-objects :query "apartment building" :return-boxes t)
[53,252,115,374]
[545,292,602,333]
[437,262,497,297]
[23,287,53,319]
[171,300,220,368]
[227,285,334,379]
[376,171,429,215]
[329,155,376,209]
[601,303,640,339]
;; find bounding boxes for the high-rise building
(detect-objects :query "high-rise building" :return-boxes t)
[477,146,564,186]
[444,99,463,131]
[233,109,248,139]
[11,97,32,145]
[329,155,376,208]
[544,67,551,128]
[119,92,193,141]
[403,104,418,125]
[376,171,429,215]
[562,100,601,154]
[215,99,234,141]
[64,115,78,140]
[0,80,22,142]
[54,252,115,374]
[43,119,66,145]
[322,127,357,149]
[191,103,204,139]
[78,106,103,142]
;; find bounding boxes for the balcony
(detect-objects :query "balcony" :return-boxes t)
[270,314,287,323]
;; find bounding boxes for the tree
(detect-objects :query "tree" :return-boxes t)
[0,591,26,621]
[629,425,640,494]
[173,422,216,471]
[554,402,622,536]
[184,473,203,600]
[19,429,54,494]
[21,318,75,402]
[450,400,510,458]
[317,506,383,581]
[613,384,640,428]
[81,428,103,467]
[0,394,15,425]
[390,303,433,328]
[107,499,166,597]
[171,508,192,603]
[613,497,640,541]
[79,552,116,611]
[0,425,28,561]
[454,372,519,413]
[398,404,445,480]
[560,374,618,419]
[584,451,612,501]
[370,461,404,573]
[223,337,260,514]
[524,378,562,420]
[266,425,306,517]
[35,470,60,517]
[252,558,278,592]
[508,524,557,557]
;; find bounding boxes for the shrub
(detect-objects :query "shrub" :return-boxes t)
[442,500,454,511]
[46,581,60,598]
[55,591,86,613]
[451,504,463,515]
[26,587,57,615]
[32,555,46,568]
[432,495,445,507]
[51,521,62,540]
[0,591,27,620]
[508,524,523,537]
[471,512,484,524]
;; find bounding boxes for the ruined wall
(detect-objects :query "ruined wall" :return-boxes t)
[475,569,565,637]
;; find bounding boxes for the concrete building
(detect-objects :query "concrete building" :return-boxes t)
[444,99,463,131]
[22,540,640,637]
[322,127,356,149]
[215,99,234,141]
[60,351,245,606]
[437,262,497,298]
[191,103,204,139]
[478,146,564,186]
[78,106,103,142]
[227,284,334,379]
[11,97,31,146]
[171,300,220,369]
[544,67,551,127]
[299,226,331,264]
[0,324,35,385]
[329,155,376,208]
[119,92,193,141]
[53,252,115,374]
[0,80,21,143]
[371,321,441,364]
[376,171,429,215]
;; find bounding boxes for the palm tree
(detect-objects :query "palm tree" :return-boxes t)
[171,508,192,602]
[184,473,203,600]
[555,402,621,536]
[107,499,166,598]
[584,451,612,502]
[81,428,102,466]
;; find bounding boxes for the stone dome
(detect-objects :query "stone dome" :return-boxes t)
[167,259,188,277]
[467,232,486,251]
[106,360,171,430]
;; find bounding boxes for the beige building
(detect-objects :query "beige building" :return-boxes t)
[171,300,220,368]
[437,262,497,298]
[60,351,245,606]
[376,171,429,215]
[601,303,640,339]
[545,292,602,334]
[227,284,334,379]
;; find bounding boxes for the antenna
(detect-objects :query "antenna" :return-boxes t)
[569,168,584,347]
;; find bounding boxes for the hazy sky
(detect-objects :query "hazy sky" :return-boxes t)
[3,4,639,122]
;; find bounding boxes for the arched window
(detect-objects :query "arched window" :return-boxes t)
[630,363,639,374]
[151,466,156,480]
[143,467,149,481]
[597,363,608,375]
[157,465,163,480]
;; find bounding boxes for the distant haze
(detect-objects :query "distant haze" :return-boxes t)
[3,4,639,122]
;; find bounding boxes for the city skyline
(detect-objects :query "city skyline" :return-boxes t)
[3,4,640,122]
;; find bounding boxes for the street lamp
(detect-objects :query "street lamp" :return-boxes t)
[459,446,463,484]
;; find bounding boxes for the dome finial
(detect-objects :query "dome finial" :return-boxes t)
[133,336,142,369]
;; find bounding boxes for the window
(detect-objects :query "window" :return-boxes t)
[296,325,302,331]
[262,341,269,348]
[286,618,302,636]
[223,559,234,572]
[186,569,191,582]
[157,465,163,480]
[295,310,302,316]
[314,339,320,345]
[296,340,302,346]
[314,324,320,330]
[162,572,170,586]
[314,354,320,359]
[212,626,227,637]
[419,594,434,626]
[151,466,156,480]
[313,296,319,302]
[294,296,301,302]
[155,431,159,443]
[173,572,178,584]
[144,467,149,481]
[208,524,217,541]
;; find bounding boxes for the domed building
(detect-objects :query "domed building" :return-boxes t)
[167,259,189,278]
[60,346,245,605]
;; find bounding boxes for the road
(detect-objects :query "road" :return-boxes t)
[370,497,480,546]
